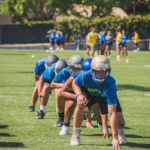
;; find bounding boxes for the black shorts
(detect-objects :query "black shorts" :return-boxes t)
[35,77,39,82]
[51,40,55,46]
[106,43,112,46]
[134,43,138,46]
[56,40,60,45]
[81,87,98,108]
[122,43,126,47]
[43,80,52,94]
[81,87,122,114]
[87,45,90,49]
[96,97,122,114]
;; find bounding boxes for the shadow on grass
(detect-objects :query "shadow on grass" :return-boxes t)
[0,142,25,148]
[0,125,9,129]
[126,134,150,139]
[107,142,150,149]
[117,84,150,92]
[0,133,15,137]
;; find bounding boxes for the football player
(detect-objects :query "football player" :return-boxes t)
[58,58,110,137]
[70,55,127,148]
[50,55,84,127]
[28,55,59,112]
[36,59,68,119]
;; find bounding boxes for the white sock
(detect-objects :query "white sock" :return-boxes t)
[73,127,81,134]
[40,105,46,113]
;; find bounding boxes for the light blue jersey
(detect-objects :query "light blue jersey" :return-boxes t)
[50,33,55,40]
[34,58,47,75]
[42,63,56,81]
[74,71,117,105]
[53,67,71,83]
[122,34,131,44]
[105,35,113,44]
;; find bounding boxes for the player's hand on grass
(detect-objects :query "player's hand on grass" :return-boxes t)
[77,95,88,109]
[112,139,120,149]
[102,129,110,139]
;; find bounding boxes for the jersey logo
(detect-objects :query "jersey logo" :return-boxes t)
[88,88,101,94]
[96,64,108,67]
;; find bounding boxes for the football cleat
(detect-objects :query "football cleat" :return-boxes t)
[59,125,70,135]
[36,110,45,119]
[53,120,63,127]
[28,105,35,112]
[70,129,81,146]
[118,129,127,144]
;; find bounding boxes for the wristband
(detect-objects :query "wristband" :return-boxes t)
[76,93,82,100]
[38,91,41,94]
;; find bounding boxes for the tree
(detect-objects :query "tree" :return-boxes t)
[0,0,76,22]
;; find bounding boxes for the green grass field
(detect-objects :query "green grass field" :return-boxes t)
[0,50,150,150]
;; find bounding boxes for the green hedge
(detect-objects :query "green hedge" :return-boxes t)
[23,15,150,42]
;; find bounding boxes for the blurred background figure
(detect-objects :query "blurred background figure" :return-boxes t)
[60,31,65,51]
[76,32,81,51]
[86,33,90,57]
[97,31,102,55]
[104,30,113,58]
[55,30,60,51]
[88,28,97,58]
[115,28,122,61]
[122,30,130,63]
[101,28,107,55]
[133,31,140,52]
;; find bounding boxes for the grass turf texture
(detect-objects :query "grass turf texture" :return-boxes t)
[0,50,150,150]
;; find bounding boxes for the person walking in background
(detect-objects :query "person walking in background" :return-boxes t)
[55,30,60,51]
[76,33,81,51]
[49,30,55,50]
[97,31,102,55]
[101,28,107,55]
[88,28,97,58]
[60,31,65,51]
[122,30,130,63]
[86,33,90,57]
[133,31,140,52]
[104,30,113,58]
[149,39,150,50]
[115,28,122,61]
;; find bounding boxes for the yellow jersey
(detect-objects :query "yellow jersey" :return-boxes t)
[88,32,97,46]
[116,32,122,42]
[134,33,139,43]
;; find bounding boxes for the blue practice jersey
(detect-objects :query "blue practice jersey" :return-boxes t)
[50,33,55,40]
[98,35,103,44]
[42,63,56,81]
[74,71,117,105]
[53,67,71,83]
[60,34,65,41]
[77,34,81,42]
[122,34,131,44]
[105,35,113,44]
[55,33,60,41]
[34,58,47,75]
[101,32,107,42]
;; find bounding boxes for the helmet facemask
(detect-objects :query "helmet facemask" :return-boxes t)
[91,55,111,84]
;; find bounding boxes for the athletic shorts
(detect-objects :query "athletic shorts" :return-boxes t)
[77,40,80,46]
[56,40,60,45]
[81,87,122,114]
[43,80,52,94]
[122,43,126,47]
[116,41,122,45]
[134,43,138,46]
[106,43,112,46]
[60,40,64,45]
[86,45,90,49]
[66,87,98,109]
[90,45,96,51]
[101,42,106,49]
[35,77,39,82]
[51,40,55,46]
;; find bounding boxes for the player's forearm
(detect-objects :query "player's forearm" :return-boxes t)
[60,91,76,100]
[38,77,44,92]
[50,82,63,89]
[109,111,118,139]
[101,114,108,131]
[72,81,82,95]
